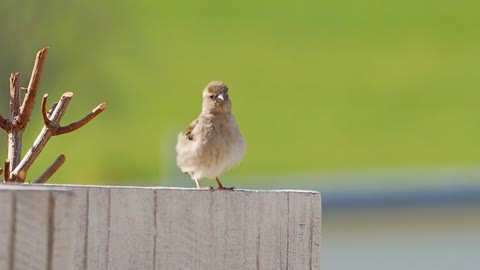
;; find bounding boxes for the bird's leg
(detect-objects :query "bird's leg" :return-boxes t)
[194,179,213,191]
[216,177,235,190]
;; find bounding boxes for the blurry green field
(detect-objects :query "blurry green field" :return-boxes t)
[0,0,479,185]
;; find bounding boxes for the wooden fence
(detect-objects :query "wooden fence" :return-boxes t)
[0,184,321,270]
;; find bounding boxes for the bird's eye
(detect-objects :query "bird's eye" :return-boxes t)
[209,95,215,100]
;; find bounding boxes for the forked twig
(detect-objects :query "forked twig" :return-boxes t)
[11,92,107,181]
[1,47,107,183]
[11,92,73,180]
[55,102,108,135]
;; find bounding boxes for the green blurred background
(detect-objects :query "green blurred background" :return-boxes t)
[0,0,479,186]
[2,1,480,269]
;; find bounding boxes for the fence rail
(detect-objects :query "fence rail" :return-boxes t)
[1,184,321,270]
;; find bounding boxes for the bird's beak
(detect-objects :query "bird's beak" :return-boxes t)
[216,94,225,101]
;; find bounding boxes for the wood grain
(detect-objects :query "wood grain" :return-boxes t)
[68,186,320,270]
[3,185,321,270]
[0,185,75,270]
[0,189,14,269]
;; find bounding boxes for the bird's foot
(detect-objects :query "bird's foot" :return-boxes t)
[215,177,235,191]
[194,179,214,191]
[217,186,235,191]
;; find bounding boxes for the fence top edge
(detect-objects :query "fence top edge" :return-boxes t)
[0,183,73,193]
[36,183,320,194]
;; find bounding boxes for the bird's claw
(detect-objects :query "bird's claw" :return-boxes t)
[217,186,235,191]
[198,186,214,191]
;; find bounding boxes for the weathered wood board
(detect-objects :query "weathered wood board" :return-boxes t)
[1,185,321,270]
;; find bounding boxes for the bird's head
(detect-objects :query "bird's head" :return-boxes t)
[202,81,232,114]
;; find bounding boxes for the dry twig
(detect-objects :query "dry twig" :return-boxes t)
[34,154,66,184]
[16,48,48,130]
[41,94,53,128]
[8,72,23,175]
[11,92,73,180]
[11,92,107,182]
[1,47,107,183]
[55,102,108,135]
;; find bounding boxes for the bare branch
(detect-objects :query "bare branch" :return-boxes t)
[55,102,108,135]
[2,48,108,183]
[4,159,11,182]
[11,92,73,181]
[34,154,66,184]
[47,102,57,118]
[8,72,23,172]
[41,94,53,128]
[16,47,48,130]
[48,92,73,126]
[9,73,21,114]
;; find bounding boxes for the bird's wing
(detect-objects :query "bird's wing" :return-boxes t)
[185,119,198,141]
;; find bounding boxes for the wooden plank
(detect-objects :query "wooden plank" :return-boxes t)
[14,189,50,270]
[0,185,75,270]
[71,187,88,270]
[13,185,321,270]
[107,187,156,270]
[85,187,111,270]
[51,190,76,270]
[155,189,216,270]
[0,190,14,270]
[68,186,156,270]
[249,191,290,270]
[155,189,319,270]
[207,191,290,270]
[287,191,322,270]
[70,186,112,270]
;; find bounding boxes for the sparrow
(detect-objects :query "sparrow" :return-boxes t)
[176,81,246,190]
